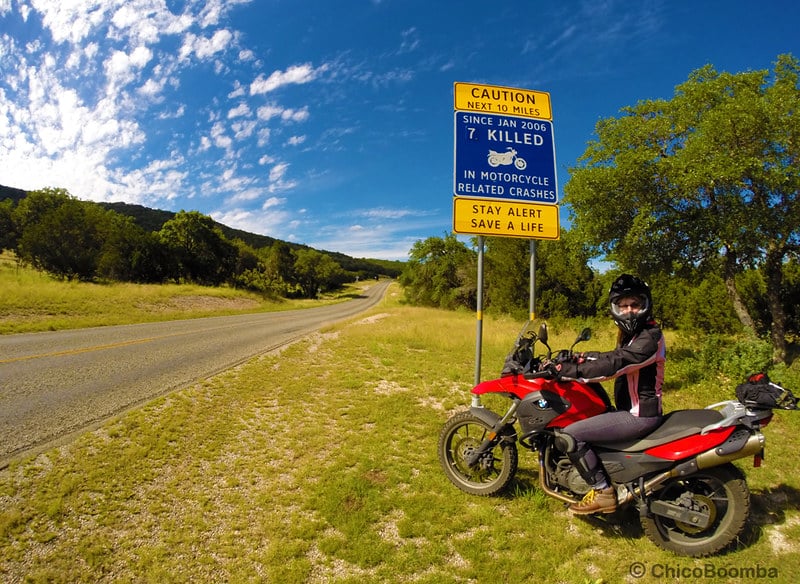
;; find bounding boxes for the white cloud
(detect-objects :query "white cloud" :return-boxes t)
[399,27,420,53]
[256,103,283,120]
[231,119,256,139]
[256,129,272,147]
[228,81,246,98]
[266,162,297,193]
[256,104,309,123]
[305,224,415,261]
[213,196,296,240]
[209,121,233,150]
[227,102,251,118]
[359,208,421,220]
[227,188,262,203]
[139,76,166,98]
[108,2,192,45]
[262,196,285,210]
[111,5,140,32]
[249,63,325,95]
[179,28,233,61]
[268,162,289,182]
[282,107,309,122]
[157,104,185,119]
[106,50,133,79]
[3,0,409,258]
[129,45,152,68]
[198,3,222,27]
[82,116,121,147]
[31,0,111,44]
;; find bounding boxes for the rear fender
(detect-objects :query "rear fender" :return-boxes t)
[644,427,735,461]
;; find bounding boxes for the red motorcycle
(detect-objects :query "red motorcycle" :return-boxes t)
[438,322,797,557]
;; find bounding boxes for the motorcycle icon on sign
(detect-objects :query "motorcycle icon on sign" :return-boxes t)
[487,147,527,170]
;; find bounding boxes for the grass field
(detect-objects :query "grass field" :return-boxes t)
[2,277,800,583]
[0,251,364,335]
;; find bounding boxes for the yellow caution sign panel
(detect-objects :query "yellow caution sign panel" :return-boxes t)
[454,82,552,121]
[453,198,560,240]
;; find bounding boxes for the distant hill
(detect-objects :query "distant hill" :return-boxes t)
[1,184,404,277]
[0,184,27,203]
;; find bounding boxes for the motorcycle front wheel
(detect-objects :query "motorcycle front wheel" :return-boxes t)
[437,411,518,496]
[641,463,750,557]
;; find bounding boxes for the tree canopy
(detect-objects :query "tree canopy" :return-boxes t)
[565,54,800,362]
[399,233,477,309]
[2,188,396,298]
[484,231,601,320]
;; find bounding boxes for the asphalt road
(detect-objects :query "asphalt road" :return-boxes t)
[0,280,390,467]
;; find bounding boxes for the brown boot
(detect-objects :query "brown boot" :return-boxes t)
[569,487,617,515]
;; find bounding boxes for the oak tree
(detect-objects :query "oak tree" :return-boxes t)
[565,54,800,362]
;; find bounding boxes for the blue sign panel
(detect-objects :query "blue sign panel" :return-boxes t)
[454,112,558,204]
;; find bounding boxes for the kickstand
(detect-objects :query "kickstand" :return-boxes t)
[625,477,651,518]
[638,477,652,518]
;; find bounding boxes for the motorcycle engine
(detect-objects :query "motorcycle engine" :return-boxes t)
[552,457,592,496]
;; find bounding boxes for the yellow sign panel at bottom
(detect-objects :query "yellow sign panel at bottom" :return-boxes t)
[453,198,560,240]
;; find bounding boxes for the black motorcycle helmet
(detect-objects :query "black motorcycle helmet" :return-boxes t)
[609,274,653,336]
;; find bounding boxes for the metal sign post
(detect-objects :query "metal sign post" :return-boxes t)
[530,240,536,321]
[452,82,558,390]
[472,236,485,406]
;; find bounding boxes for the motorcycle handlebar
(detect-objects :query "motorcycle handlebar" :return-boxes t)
[524,369,556,380]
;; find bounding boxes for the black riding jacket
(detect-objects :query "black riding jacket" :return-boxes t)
[557,322,665,418]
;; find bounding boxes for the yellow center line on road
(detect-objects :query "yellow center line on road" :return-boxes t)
[0,337,157,364]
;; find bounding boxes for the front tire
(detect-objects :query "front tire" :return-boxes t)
[437,411,518,496]
[642,463,750,557]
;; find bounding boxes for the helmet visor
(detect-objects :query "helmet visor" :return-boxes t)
[611,295,649,320]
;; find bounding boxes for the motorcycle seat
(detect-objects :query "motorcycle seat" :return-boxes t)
[593,409,724,452]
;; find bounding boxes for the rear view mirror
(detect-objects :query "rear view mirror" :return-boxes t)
[537,323,548,345]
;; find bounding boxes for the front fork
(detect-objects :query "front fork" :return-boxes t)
[463,400,519,468]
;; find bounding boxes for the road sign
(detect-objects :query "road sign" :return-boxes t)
[454,82,552,120]
[453,197,560,239]
[454,111,558,204]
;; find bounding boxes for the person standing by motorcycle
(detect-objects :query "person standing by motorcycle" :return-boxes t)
[550,274,666,514]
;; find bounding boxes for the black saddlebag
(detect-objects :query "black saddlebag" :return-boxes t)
[736,372,797,410]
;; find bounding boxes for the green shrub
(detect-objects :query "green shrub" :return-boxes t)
[671,333,773,384]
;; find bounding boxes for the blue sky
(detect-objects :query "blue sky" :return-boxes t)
[1,1,798,261]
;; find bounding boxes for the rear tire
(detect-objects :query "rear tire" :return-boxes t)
[438,411,518,496]
[642,463,750,557]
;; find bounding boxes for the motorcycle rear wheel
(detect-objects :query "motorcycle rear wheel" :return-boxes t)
[641,463,749,557]
[438,411,518,496]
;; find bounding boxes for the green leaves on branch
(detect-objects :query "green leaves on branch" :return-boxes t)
[565,53,800,363]
[3,190,365,299]
[398,231,601,319]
